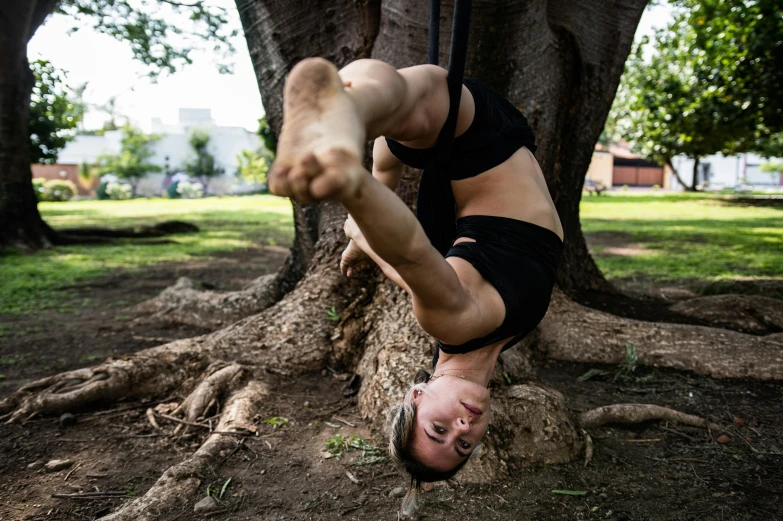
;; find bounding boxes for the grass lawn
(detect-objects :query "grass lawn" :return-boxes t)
[581,192,783,284]
[0,196,293,314]
[2,192,781,315]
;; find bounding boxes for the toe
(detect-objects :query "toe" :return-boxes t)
[267,164,292,197]
[289,164,313,204]
[301,152,322,179]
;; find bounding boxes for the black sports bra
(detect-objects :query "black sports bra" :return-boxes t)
[385,77,537,256]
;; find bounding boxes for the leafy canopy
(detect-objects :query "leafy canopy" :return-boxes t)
[609,0,783,163]
[55,0,238,77]
[29,59,84,164]
[235,117,275,185]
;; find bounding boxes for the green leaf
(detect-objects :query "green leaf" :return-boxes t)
[219,477,232,499]
[578,369,610,382]
[551,490,588,496]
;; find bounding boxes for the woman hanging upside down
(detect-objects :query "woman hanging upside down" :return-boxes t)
[268,57,564,510]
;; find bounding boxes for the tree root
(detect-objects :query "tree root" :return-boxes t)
[578,403,721,431]
[99,381,267,521]
[670,294,783,334]
[540,289,783,380]
[173,362,246,422]
[134,275,281,330]
[0,339,209,422]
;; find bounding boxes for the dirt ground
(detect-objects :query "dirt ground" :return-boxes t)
[1,249,782,521]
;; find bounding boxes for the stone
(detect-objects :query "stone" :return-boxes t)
[27,460,44,470]
[194,496,219,514]
[389,487,405,498]
[59,413,77,427]
[45,459,73,472]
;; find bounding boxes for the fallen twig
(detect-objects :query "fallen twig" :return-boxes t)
[52,491,129,499]
[624,438,662,443]
[64,462,82,481]
[89,397,177,418]
[658,425,700,442]
[331,416,356,428]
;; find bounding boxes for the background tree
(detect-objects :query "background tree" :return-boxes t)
[609,0,783,190]
[0,0,235,250]
[235,148,269,187]
[97,125,161,196]
[28,59,83,164]
[235,117,275,187]
[183,130,224,195]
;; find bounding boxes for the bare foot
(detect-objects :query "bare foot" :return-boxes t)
[269,58,367,203]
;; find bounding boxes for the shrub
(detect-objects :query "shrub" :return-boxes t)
[167,180,181,199]
[32,178,46,201]
[652,184,661,190]
[40,179,77,202]
[621,184,629,191]
[105,182,133,200]
[96,181,110,200]
[176,181,203,199]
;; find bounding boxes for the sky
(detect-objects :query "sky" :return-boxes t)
[28,2,673,134]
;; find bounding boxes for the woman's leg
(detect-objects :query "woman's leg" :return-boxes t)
[269,58,498,345]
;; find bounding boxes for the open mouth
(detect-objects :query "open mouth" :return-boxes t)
[461,402,482,416]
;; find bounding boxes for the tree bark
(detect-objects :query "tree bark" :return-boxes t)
[0,1,62,250]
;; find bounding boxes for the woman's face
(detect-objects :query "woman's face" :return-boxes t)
[410,376,491,472]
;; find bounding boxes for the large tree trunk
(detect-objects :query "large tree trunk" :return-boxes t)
[0,1,61,250]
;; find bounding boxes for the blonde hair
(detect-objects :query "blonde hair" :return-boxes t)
[387,369,469,517]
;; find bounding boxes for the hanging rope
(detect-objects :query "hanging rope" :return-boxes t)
[430,0,472,165]
[428,0,440,66]
[417,0,473,256]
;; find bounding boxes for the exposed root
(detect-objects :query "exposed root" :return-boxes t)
[540,289,783,380]
[670,294,783,334]
[173,362,246,422]
[134,274,280,330]
[99,381,267,521]
[578,403,721,431]
[1,338,209,423]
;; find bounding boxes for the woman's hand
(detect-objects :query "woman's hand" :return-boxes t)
[341,239,371,277]
[341,217,370,277]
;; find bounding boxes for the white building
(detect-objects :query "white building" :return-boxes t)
[55,108,266,197]
[669,152,782,190]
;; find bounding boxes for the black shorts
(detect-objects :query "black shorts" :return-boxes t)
[432,215,562,366]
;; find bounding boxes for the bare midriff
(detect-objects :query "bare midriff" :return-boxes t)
[451,147,564,240]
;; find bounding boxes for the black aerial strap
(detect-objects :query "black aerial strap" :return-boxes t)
[418,0,473,255]
[431,0,472,167]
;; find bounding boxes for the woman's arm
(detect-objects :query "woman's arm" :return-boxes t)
[371,136,404,191]
[340,136,406,276]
